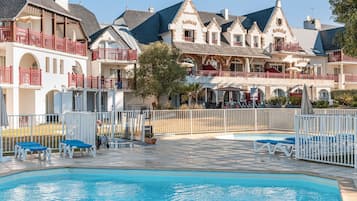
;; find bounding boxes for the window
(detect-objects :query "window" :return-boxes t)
[269,64,284,73]
[0,56,5,66]
[233,34,243,46]
[253,36,259,48]
[230,59,243,72]
[319,90,329,101]
[211,32,218,44]
[333,68,340,75]
[45,57,50,72]
[274,37,285,51]
[184,30,194,42]
[252,64,264,72]
[276,18,283,26]
[53,58,57,74]
[60,60,64,74]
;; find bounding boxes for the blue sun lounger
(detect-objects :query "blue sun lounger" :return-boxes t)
[15,142,51,161]
[60,140,96,158]
[254,138,295,157]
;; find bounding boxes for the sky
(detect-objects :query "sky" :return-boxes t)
[69,0,342,28]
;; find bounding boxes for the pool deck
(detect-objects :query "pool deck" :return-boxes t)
[0,133,356,201]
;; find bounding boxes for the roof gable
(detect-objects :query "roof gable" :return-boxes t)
[242,7,274,31]
[206,18,222,31]
[226,17,246,33]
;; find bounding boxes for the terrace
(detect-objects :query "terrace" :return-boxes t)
[273,42,302,52]
[0,66,13,84]
[0,26,86,56]
[92,48,137,61]
[328,50,357,63]
[68,73,134,90]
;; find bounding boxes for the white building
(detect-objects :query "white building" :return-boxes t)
[115,0,356,107]
[0,0,101,116]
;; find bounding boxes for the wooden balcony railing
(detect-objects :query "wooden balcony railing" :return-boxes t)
[92,48,137,61]
[68,73,84,88]
[0,26,12,42]
[19,67,41,86]
[274,42,302,52]
[328,51,357,62]
[0,26,86,56]
[70,74,134,90]
[0,66,12,84]
[196,70,336,81]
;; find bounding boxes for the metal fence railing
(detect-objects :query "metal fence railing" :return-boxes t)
[3,108,357,155]
[295,114,357,168]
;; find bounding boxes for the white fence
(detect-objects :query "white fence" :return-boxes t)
[3,108,357,155]
[295,114,357,168]
[2,111,145,153]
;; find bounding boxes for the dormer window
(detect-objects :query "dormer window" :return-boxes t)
[212,32,218,44]
[253,36,259,48]
[184,30,194,42]
[233,34,243,46]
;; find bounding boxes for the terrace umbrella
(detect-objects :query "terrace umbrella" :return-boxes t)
[0,86,9,162]
[301,84,314,115]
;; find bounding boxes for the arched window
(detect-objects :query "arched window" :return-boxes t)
[319,90,329,101]
[273,89,286,97]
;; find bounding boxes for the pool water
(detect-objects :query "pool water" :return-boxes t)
[0,168,341,201]
[216,133,294,141]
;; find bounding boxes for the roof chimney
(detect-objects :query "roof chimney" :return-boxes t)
[221,8,229,20]
[148,7,155,13]
[276,0,282,8]
[304,16,321,30]
[54,0,69,11]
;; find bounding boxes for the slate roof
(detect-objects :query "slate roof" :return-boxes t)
[319,27,344,51]
[242,7,275,31]
[0,0,78,20]
[69,4,101,37]
[173,42,270,59]
[292,28,325,56]
[0,0,27,20]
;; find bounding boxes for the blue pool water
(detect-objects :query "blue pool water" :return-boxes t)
[216,133,294,141]
[0,168,341,201]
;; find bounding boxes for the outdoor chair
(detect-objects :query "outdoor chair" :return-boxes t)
[254,138,295,157]
[60,140,96,158]
[15,142,51,161]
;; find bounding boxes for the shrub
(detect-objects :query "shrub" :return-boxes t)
[334,93,353,106]
[289,96,302,106]
[180,104,189,110]
[313,100,329,108]
[351,102,357,107]
[267,97,287,105]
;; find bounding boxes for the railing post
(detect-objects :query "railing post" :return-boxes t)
[29,115,33,142]
[224,109,227,133]
[354,116,357,168]
[190,110,193,135]
[254,108,258,131]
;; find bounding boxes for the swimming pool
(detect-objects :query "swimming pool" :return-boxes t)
[0,168,341,201]
[216,133,294,141]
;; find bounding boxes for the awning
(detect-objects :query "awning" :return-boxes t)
[216,86,246,92]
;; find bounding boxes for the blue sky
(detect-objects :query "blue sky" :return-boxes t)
[70,0,341,28]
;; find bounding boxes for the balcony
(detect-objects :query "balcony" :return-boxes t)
[92,48,137,61]
[196,70,337,81]
[68,73,84,88]
[328,51,357,63]
[0,26,86,56]
[274,42,302,52]
[69,74,134,90]
[0,66,12,84]
[19,67,41,86]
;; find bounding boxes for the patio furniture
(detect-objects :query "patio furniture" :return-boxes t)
[15,142,51,161]
[254,138,295,157]
[60,140,96,159]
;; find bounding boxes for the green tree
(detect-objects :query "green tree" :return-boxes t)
[329,0,357,56]
[181,83,202,107]
[136,42,186,107]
